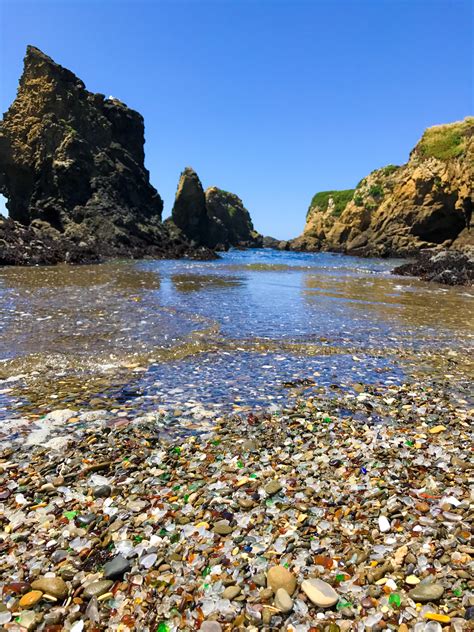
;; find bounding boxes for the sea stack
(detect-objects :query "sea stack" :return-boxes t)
[0,46,210,263]
[170,167,262,249]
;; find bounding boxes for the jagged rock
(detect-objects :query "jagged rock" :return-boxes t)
[292,118,473,257]
[170,168,262,249]
[0,216,101,265]
[170,167,211,246]
[205,186,262,248]
[393,249,474,285]
[0,46,213,264]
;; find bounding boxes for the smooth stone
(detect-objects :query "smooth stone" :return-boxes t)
[238,498,254,510]
[265,480,282,496]
[93,485,112,499]
[51,550,68,564]
[465,606,474,620]
[213,521,233,535]
[83,580,114,599]
[253,572,267,588]
[274,587,293,613]
[378,515,391,533]
[31,577,68,600]
[267,565,297,595]
[242,439,257,452]
[222,585,241,600]
[301,578,339,608]
[408,583,445,602]
[77,513,96,526]
[200,622,222,632]
[19,591,43,608]
[103,555,131,580]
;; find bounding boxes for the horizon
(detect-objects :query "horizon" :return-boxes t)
[0,0,472,239]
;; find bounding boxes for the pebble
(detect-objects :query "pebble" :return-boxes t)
[103,555,131,580]
[408,582,445,602]
[93,484,112,498]
[264,479,282,495]
[222,585,241,600]
[378,515,391,532]
[30,577,68,600]
[82,580,114,599]
[301,578,339,607]
[428,425,446,434]
[18,590,43,608]
[267,565,297,594]
[405,574,420,585]
[464,606,474,620]
[274,587,294,613]
[200,623,222,632]
[424,613,451,623]
[213,520,233,535]
[77,513,96,526]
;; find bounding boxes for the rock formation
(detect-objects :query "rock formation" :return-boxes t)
[205,186,262,248]
[170,167,262,249]
[0,46,212,264]
[170,167,211,246]
[292,118,473,256]
[393,249,473,286]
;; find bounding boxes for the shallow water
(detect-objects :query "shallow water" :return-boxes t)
[0,249,472,417]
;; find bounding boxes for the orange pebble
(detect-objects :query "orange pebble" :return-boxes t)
[424,613,451,623]
[19,590,43,607]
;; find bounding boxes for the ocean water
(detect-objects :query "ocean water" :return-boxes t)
[0,249,472,417]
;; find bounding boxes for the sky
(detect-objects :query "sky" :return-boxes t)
[0,0,472,239]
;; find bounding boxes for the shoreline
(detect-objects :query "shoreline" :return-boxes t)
[0,371,472,630]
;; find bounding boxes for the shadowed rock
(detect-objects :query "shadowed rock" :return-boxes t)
[393,249,474,285]
[0,46,213,264]
[170,168,262,249]
[170,167,211,245]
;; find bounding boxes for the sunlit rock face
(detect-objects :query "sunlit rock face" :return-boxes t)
[292,118,474,257]
[0,46,211,263]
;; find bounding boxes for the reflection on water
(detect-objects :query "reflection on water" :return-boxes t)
[0,249,472,416]
[303,274,473,338]
[171,273,243,293]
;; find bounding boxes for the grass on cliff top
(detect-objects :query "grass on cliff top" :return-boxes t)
[416,117,473,160]
[308,189,355,217]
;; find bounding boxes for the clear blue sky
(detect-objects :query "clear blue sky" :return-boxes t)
[1,0,472,238]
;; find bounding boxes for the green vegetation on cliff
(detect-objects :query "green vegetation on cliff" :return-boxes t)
[307,189,355,217]
[416,117,474,160]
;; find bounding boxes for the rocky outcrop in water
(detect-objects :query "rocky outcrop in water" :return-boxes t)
[205,186,262,248]
[170,167,211,245]
[170,167,262,249]
[0,46,212,264]
[393,249,474,285]
[292,118,473,257]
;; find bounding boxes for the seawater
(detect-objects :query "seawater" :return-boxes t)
[0,249,472,417]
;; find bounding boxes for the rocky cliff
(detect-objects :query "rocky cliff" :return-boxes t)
[0,46,211,264]
[292,118,473,256]
[170,167,262,249]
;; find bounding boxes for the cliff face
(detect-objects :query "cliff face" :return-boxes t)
[0,46,209,263]
[292,118,473,256]
[170,168,262,249]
